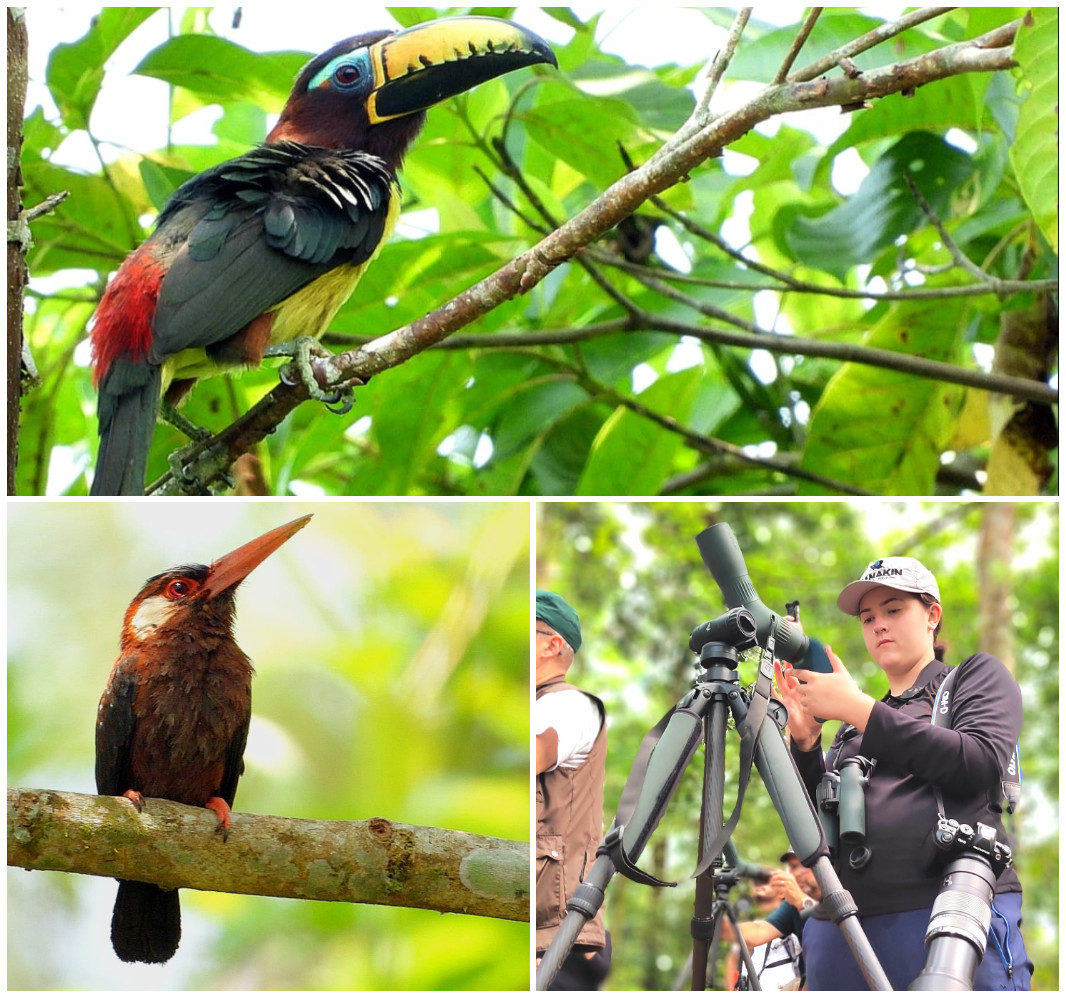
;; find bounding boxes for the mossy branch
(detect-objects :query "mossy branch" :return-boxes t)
[7,787,528,921]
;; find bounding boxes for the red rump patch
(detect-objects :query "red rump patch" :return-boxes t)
[90,246,168,385]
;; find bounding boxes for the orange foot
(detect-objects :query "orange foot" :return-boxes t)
[121,789,145,811]
[204,796,232,840]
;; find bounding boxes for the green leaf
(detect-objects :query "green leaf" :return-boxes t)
[799,299,966,495]
[529,404,610,494]
[134,36,307,110]
[577,368,703,495]
[822,77,980,174]
[1009,8,1058,252]
[526,82,651,190]
[22,160,141,274]
[725,12,907,83]
[491,378,590,460]
[45,8,160,130]
[385,8,439,29]
[567,58,696,134]
[785,132,976,280]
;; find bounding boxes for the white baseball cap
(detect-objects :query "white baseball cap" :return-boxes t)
[837,557,941,615]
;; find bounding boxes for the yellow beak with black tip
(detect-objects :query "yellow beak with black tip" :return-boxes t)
[365,16,558,124]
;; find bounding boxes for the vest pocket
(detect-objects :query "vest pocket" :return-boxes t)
[536,833,565,927]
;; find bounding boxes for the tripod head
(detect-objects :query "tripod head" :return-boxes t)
[696,522,833,674]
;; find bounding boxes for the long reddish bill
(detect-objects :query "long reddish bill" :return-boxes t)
[203,515,312,597]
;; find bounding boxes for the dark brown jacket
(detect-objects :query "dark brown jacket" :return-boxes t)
[536,678,607,953]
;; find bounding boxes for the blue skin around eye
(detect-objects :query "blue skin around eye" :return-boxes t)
[308,50,373,92]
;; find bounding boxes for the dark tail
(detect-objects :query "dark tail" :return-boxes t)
[111,880,181,964]
[90,360,161,496]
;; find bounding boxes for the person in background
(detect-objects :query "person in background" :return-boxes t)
[732,848,821,990]
[535,590,609,990]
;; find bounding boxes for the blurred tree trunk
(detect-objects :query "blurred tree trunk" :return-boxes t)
[977,503,1015,672]
[7,8,28,496]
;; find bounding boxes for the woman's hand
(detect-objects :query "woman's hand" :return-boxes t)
[788,646,876,733]
[774,657,823,750]
[773,613,823,750]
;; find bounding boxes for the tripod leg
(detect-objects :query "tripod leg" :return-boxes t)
[745,700,892,990]
[691,694,729,990]
[722,902,763,992]
[536,698,710,990]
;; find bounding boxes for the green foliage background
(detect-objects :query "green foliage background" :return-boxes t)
[15,7,1057,496]
[537,500,1058,990]
[8,501,530,990]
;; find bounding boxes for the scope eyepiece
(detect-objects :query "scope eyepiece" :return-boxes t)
[689,606,758,653]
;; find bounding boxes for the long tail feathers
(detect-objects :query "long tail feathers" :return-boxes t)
[90,362,162,496]
[111,880,181,964]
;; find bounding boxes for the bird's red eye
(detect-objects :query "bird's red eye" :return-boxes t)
[165,579,193,600]
[333,64,361,88]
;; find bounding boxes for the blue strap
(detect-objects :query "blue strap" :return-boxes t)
[989,900,1014,978]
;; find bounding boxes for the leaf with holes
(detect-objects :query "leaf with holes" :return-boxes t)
[799,299,966,495]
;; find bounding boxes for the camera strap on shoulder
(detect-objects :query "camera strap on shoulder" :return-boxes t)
[930,662,1021,816]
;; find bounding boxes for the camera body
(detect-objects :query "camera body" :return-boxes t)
[932,818,1012,876]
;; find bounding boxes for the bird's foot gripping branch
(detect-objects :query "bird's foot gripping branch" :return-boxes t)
[267,336,363,414]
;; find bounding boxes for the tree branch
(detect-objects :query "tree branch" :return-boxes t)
[7,7,28,497]
[693,7,753,121]
[773,7,824,84]
[149,16,1035,494]
[8,787,528,921]
[787,6,957,82]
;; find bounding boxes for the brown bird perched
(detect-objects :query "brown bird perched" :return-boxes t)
[95,514,312,963]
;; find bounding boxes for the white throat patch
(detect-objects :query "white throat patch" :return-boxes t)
[129,595,180,639]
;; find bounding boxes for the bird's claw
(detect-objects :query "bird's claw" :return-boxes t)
[166,444,234,496]
[121,789,146,812]
[269,337,363,414]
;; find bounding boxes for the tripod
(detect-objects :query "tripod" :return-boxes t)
[536,635,890,990]
[675,839,779,991]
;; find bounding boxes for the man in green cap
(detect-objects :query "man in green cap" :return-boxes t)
[535,590,609,988]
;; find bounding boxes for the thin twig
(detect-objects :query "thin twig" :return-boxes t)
[579,375,872,496]
[640,313,1057,404]
[584,246,1057,302]
[22,191,69,224]
[647,7,754,169]
[904,173,1000,287]
[472,165,550,236]
[788,7,956,82]
[697,8,754,119]
[773,8,824,84]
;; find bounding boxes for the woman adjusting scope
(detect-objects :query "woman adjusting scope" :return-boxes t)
[776,556,1031,991]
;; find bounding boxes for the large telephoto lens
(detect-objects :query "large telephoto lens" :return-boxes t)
[909,855,996,990]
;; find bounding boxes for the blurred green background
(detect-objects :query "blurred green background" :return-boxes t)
[8,501,531,990]
[537,500,1058,990]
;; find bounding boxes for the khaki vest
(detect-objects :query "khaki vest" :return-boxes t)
[536,678,607,952]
